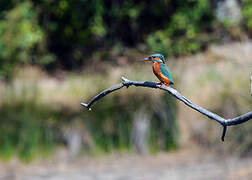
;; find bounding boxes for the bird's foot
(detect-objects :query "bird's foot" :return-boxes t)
[159,83,171,88]
[156,82,166,88]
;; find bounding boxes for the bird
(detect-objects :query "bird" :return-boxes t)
[140,54,174,87]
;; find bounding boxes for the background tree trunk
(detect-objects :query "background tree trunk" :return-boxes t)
[131,107,150,154]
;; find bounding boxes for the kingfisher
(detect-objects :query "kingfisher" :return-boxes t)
[140,54,174,87]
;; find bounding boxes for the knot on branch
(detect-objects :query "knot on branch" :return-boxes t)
[122,76,131,88]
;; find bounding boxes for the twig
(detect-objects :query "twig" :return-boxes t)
[81,76,252,141]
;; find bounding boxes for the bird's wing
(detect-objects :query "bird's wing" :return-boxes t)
[160,63,174,84]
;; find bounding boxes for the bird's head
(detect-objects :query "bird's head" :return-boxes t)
[140,54,165,63]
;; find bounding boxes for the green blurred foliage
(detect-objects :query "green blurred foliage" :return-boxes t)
[150,94,179,152]
[147,0,213,56]
[0,102,56,161]
[0,0,251,75]
[0,0,251,161]
[0,2,53,77]
[0,82,178,160]
[242,0,252,36]
[0,95,56,161]
[34,0,214,64]
[87,93,179,152]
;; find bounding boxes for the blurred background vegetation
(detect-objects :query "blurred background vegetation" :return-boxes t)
[0,0,251,162]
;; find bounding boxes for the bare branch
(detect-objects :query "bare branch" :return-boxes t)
[81,83,124,110]
[81,77,252,141]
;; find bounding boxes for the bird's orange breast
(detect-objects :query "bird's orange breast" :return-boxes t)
[152,62,171,86]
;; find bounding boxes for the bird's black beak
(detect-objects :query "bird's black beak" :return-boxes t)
[139,57,152,62]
